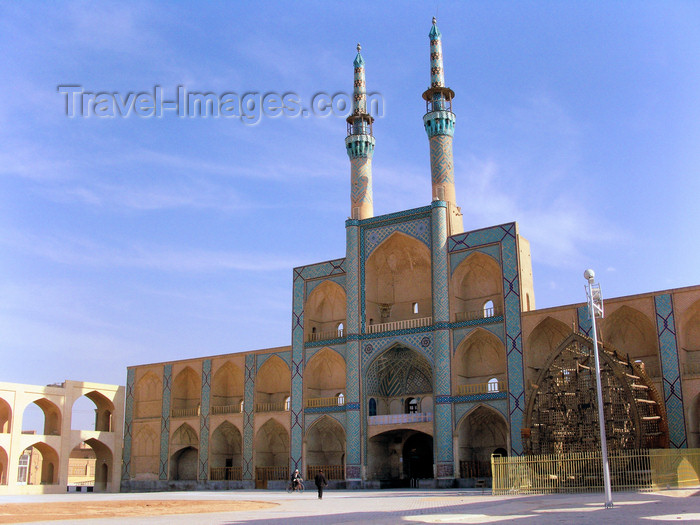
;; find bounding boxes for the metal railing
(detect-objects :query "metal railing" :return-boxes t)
[211,404,242,415]
[255,402,289,412]
[367,316,432,334]
[306,396,345,408]
[492,448,700,495]
[307,465,345,480]
[368,412,432,425]
[210,466,243,481]
[457,381,506,396]
[256,465,289,481]
[306,328,345,342]
[171,406,199,418]
[454,306,503,323]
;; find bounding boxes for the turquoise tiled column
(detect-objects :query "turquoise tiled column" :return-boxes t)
[431,201,453,477]
[290,270,305,471]
[654,294,687,448]
[121,368,135,482]
[243,353,255,480]
[345,220,362,480]
[159,364,172,480]
[199,359,211,480]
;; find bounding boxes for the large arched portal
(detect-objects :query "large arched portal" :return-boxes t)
[171,367,201,418]
[305,416,345,480]
[254,419,289,488]
[367,429,433,484]
[169,423,198,480]
[457,406,508,479]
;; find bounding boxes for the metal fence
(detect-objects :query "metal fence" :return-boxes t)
[492,448,700,495]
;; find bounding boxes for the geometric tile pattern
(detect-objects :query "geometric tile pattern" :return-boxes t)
[449,245,501,275]
[431,202,449,325]
[364,217,431,258]
[577,305,592,337]
[159,364,172,480]
[429,135,454,185]
[243,353,255,480]
[654,294,687,448]
[199,359,211,480]
[361,332,434,367]
[346,224,360,335]
[351,157,373,207]
[121,368,135,482]
[257,351,292,372]
[449,222,525,456]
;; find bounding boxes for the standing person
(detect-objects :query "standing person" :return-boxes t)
[314,469,327,499]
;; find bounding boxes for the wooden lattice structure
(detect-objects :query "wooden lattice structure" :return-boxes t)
[524,332,669,455]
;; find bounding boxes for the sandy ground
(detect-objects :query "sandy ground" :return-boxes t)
[0,500,277,524]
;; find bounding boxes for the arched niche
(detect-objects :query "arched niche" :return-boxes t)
[304,281,347,341]
[304,348,346,402]
[21,442,60,484]
[255,356,290,411]
[132,425,159,479]
[71,391,115,432]
[22,398,61,436]
[602,306,661,378]
[305,416,345,469]
[210,421,243,478]
[255,418,289,468]
[0,446,7,485]
[172,367,201,415]
[135,372,162,419]
[0,398,11,433]
[450,252,503,322]
[170,423,198,480]
[524,316,571,389]
[681,299,700,374]
[365,232,432,327]
[211,361,244,411]
[367,429,433,481]
[453,329,506,393]
[69,438,113,492]
[456,405,508,478]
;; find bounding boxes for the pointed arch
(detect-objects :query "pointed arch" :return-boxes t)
[211,361,244,410]
[255,418,289,468]
[255,355,290,411]
[681,299,700,374]
[450,251,503,322]
[364,345,433,406]
[135,371,162,419]
[305,416,346,472]
[172,366,201,415]
[524,316,571,388]
[210,421,243,479]
[305,280,347,341]
[132,425,159,478]
[69,438,113,492]
[365,231,432,327]
[0,397,11,433]
[602,305,661,378]
[170,423,198,480]
[0,446,7,485]
[453,328,507,393]
[71,391,115,432]
[456,404,508,478]
[22,398,61,436]
[23,442,60,484]
[304,348,346,402]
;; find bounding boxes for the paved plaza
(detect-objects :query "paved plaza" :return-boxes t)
[2,488,700,524]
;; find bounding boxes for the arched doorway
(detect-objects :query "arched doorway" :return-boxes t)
[169,423,198,480]
[254,418,289,488]
[367,429,433,486]
[403,433,433,480]
[19,442,59,485]
[457,406,508,479]
[210,421,242,480]
[305,416,346,480]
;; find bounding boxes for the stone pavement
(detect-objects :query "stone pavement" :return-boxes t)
[2,488,700,524]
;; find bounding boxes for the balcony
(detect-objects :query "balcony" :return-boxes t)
[255,402,289,413]
[210,466,242,481]
[211,404,242,415]
[367,316,432,335]
[171,407,199,418]
[456,381,506,396]
[306,396,345,408]
[368,412,432,425]
[306,328,344,343]
[454,306,503,323]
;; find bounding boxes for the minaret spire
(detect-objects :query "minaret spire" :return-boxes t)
[423,18,463,234]
[346,43,375,220]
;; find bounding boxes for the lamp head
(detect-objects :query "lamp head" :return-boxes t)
[584,269,595,282]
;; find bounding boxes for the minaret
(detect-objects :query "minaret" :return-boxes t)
[423,18,463,234]
[345,44,375,220]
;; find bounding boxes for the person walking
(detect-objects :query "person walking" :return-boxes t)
[314,469,327,499]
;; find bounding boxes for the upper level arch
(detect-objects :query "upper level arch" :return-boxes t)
[681,298,700,373]
[22,398,61,436]
[304,348,346,402]
[305,280,347,342]
[452,328,506,394]
[135,371,162,419]
[172,366,201,417]
[524,316,571,388]
[255,355,291,412]
[0,397,11,433]
[450,251,503,323]
[211,361,244,411]
[365,232,432,328]
[602,305,661,379]
[71,390,115,432]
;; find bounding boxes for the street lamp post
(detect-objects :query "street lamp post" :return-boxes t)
[584,268,613,508]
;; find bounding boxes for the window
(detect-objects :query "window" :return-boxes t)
[336,393,345,406]
[239,400,244,412]
[487,378,499,392]
[368,398,377,416]
[405,397,418,414]
[284,396,291,411]
[412,302,419,314]
[337,322,344,336]
[17,453,29,484]
[483,300,495,318]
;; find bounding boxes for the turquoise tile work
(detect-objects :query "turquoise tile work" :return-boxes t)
[159,364,172,480]
[121,368,135,482]
[199,359,211,480]
[654,294,687,448]
[243,353,255,480]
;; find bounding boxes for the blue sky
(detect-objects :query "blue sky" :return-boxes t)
[1,2,699,388]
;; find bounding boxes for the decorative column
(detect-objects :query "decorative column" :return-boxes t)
[121,368,135,484]
[423,18,463,235]
[199,359,211,481]
[346,44,375,221]
[290,271,306,472]
[158,364,172,480]
[242,353,255,482]
[431,200,453,479]
[345,220,362,481]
